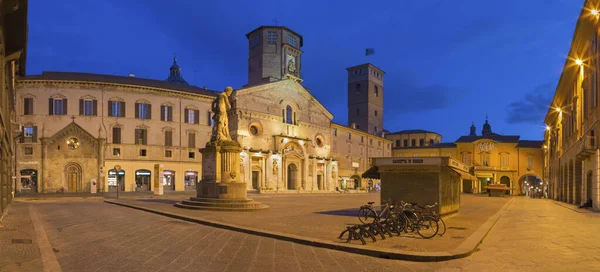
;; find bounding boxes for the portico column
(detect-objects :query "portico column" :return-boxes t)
[302,157,308,190]
[40,138,47,193]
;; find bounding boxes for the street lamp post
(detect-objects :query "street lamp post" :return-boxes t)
[114,165,122,199]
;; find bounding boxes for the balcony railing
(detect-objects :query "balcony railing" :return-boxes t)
[576,136,596,158]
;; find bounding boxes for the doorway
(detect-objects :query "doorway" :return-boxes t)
[65,163,81,192]
[163,170,176,191]
[500,176,510,195]
[108,169,125,192]
[317,174,323,190]
[462,179,472,193]
[185,171,198,191]
[19,169,37,193]
[135,169,151,191]
[287,163,298,190]
[252,171,259,189]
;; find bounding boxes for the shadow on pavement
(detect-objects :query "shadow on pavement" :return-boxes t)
[314,208,359,217]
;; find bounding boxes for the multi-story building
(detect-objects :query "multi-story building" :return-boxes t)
[543,1,600,210]
[15,25,392,194]
[389,119,543,195]
[0,0,27,220]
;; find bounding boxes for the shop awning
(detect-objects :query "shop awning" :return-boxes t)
[458,171,477,181]
[362,166,380,179]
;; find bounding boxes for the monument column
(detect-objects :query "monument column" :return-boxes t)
[177,86,266,210]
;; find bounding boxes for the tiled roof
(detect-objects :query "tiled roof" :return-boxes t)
[455,135,521,143]
[387,129,439,135]
[516,140,544,148]
[19,71,219,97]
[392,142,456,149]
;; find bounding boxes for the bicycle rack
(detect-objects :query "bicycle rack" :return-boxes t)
[338,218,403,245]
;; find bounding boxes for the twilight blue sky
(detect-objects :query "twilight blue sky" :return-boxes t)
[26,0,583,142]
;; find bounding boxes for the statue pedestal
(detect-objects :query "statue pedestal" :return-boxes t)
[175,140,268,211]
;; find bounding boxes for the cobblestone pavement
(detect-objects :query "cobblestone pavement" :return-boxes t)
[0,202,43,272]
[110,193,508,252]
[2,196,600,272]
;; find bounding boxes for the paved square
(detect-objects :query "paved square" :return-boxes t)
[1,196,600,271]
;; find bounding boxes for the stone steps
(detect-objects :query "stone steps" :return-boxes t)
[188,197,254,204]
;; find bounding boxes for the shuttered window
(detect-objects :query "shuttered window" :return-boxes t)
[184,109,200,124]
[135,129,147,145]
[161,105,173,121]
[108,101,125,117]
[135,103,151,119]
[188,132,196,148]
[112,127,121,144]
[23,98,33,115]
[165,130,173,146]
[79,99,97,116]
[49,98,67,115]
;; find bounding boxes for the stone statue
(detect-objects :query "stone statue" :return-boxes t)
[273,159,278,175]
[287,55,296,74]
[210,87,233,142]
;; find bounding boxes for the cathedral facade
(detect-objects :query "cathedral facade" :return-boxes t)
[14,26,392,194]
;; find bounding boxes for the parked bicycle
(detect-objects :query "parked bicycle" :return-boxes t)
[404,202,446,236]
[357,200,395,224]
[396,201,439,239]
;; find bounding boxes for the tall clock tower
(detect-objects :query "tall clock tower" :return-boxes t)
[246,26,304,86]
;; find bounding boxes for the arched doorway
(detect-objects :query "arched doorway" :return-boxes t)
[163,170,176,191]
[65,163,82,192]
[287,163,298,190]
[19,169,37,193]
[350,175,361,189]
[500,176,510,195]
[518,174,542,197]
[135,169,151,191]
[185,170,198,191]
[586,171,593,205]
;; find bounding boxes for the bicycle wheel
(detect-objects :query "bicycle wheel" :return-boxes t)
[358,207,377,224]
[437,217,446,236]
[391,212,408,233]
[416,216,439,239]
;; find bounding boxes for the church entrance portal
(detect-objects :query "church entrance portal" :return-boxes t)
[65,163,82,192]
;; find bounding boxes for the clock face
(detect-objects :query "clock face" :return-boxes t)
[66,137,80,150]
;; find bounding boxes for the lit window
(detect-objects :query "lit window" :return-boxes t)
[110,101,122,117]
[137,103,150,119]
[24,127,34,137]
[52,98,64,115]
[83,100,94,116]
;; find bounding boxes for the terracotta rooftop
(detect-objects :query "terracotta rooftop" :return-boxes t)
[19,71,220,97]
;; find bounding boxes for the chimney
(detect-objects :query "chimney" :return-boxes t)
[129,73,135,77]
[381,131,385,138]
[351,123,356,129]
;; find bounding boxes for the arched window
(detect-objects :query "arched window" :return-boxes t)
[286,105,293,124]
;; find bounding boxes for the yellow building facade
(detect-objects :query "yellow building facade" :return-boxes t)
[390,120,543,195]
[543,1,600,210]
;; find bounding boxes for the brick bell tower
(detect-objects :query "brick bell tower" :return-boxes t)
[246,26,304,86]
[346,63,385,136]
